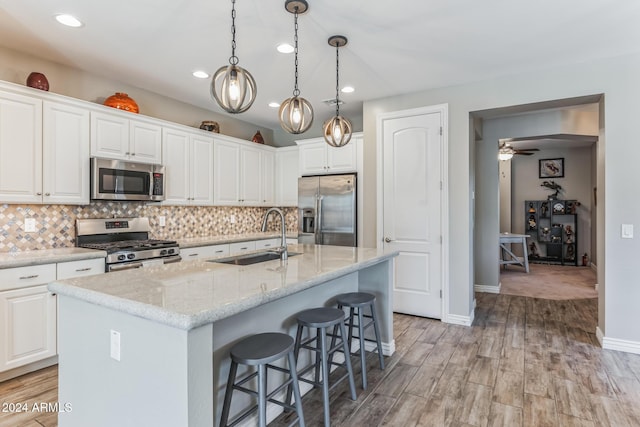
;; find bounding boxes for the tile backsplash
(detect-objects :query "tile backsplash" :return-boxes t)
[0,203,297,252]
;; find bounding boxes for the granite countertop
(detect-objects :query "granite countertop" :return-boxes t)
[0,248,107,270]
[49,244,397,331]
[177,232,299,248]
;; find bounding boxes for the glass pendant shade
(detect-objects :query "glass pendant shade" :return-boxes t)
[324,35,353,147]
[211,64,257,114]
[279,0,313,134]
[279,96,313,134]
[323,114,352,147]
[210,0,257,114]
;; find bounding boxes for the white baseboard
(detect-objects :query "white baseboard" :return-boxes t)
[596,326,640,355]
[474,282,501,294]
[0,356,57,382]
[591,262,597,273]
[595,283,599,291]
[445,312,474,326]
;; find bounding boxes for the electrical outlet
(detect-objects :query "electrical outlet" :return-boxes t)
[622,224,634,239]
[158,216,166,227]
[110,330,121,361]
[229,215,236,224]
[24,218,36,233]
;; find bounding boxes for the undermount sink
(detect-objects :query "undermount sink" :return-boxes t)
[209,251,300,266]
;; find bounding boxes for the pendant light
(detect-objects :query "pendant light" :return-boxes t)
[323,35,352,147]
[279,0,313,134]
[211,0,257,114]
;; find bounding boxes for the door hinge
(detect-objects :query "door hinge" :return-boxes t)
[440,290,442,299]
[440,181,443,190]
[439,126,443,135]
[440,235,443,244]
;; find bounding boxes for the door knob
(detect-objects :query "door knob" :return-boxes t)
[384,237,393,243]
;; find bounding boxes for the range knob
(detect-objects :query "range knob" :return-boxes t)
[160,249,167,256]
[127,253,136,260]
[168,248,175,254]
[117,254,126,261]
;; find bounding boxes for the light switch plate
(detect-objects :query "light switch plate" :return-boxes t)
[622,224,634,239]
[24,218,36,233]
[229,215,236,224]
[158,216,166,227]
[110,330,121,361]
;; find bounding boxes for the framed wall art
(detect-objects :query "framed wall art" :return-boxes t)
[539,158,564,178]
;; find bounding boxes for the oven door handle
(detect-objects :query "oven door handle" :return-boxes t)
[163,255,182,264]
[109,262,143,272]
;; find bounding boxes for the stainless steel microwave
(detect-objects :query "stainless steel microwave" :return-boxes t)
[90,158,165,201]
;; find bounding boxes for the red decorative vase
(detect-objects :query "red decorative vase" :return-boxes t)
[252,131,265,144]
[26,72,49,91]
[104,92,139,113]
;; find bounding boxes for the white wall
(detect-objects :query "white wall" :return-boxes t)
[0,45,275,145]
[364,51,640,347]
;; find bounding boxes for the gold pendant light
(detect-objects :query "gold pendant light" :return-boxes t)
[279,0,314,134]
[323,35,352,147]
[211,0,257,114]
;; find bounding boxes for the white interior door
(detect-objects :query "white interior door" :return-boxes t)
[381,109,444,318]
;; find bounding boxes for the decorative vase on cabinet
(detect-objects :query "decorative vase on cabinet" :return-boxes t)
[104,92,139,113]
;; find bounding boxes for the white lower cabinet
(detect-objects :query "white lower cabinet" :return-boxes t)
[255,238,281,249]
[0,258,104,374]
[180,244,230,261]
[229,241,257,254]
[0,263,57,373]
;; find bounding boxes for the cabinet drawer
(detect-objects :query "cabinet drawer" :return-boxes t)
[255,238,281,249]
[0,264,56,292]
[229,241,256,254]
[181,244,230,260]
[57,258,105,280]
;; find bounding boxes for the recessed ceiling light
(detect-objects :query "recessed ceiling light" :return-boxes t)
[55,14,83,28]
[341,86,355,93]
[268,102,281,108]
[277,43,294,54]
[192,71,209,79]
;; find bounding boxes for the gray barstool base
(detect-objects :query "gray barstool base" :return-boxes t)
[335,292,385,390]
[288,307,357,427]
[220,332,305,427]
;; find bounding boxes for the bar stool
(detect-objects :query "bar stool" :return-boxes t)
[220,332,305,427]
[335,292,385,390]
[288,307,357,427]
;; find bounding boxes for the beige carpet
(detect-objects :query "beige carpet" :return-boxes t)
[499,263,597,300]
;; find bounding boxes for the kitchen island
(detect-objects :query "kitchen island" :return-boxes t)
[49,244,397,427]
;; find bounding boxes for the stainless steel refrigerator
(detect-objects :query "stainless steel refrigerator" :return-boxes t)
[298,174,357,246]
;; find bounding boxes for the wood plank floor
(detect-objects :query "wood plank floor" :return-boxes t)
[3,293,640,426]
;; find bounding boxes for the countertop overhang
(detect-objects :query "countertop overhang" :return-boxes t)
[0,247,107,269]
[48,244,398,331]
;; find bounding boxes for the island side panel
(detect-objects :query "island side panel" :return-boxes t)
[212,272,359,426]
[57,295,213,427]
[357,258,395,355]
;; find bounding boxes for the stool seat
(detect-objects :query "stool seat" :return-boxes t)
[296,307,345,328]
[231,332,294,365]
[335,292,375,307]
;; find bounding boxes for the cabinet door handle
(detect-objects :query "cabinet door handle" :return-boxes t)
[188,253,198,257]
[75,267,91,272]
[215,250,224,253]
[19,274,39,280]
[50,293,57,297]
[125,152,130,155]
[45,192,50,196]
[131,153,136,156]
[384,237,394,243]
[36,192,42,196]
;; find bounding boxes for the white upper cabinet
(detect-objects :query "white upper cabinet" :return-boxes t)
[275,146,299,206]
[42,101,90,204]
[213,137,275,206]
[0,91,42,203]
[91,111,162,164]
[162,127,213,206]
[297,137,357,175]
[0,90,89,205]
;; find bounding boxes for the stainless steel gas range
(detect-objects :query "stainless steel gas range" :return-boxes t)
[76,217,180,272]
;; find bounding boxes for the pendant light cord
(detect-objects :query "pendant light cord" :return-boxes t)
[230,0,239,65]
[293,7,300,97]
[335,44,340,116]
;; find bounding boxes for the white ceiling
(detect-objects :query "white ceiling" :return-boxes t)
[1,0,640,130]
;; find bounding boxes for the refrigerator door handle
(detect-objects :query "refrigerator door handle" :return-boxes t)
[316,195,323,245]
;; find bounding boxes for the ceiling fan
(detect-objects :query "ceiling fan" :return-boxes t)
[498,142,539,160]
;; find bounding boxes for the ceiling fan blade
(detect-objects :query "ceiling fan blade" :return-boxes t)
[514,151,534,155]
[518,148,539,152]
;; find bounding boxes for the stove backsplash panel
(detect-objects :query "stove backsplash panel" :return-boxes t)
[0,203,297,252]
